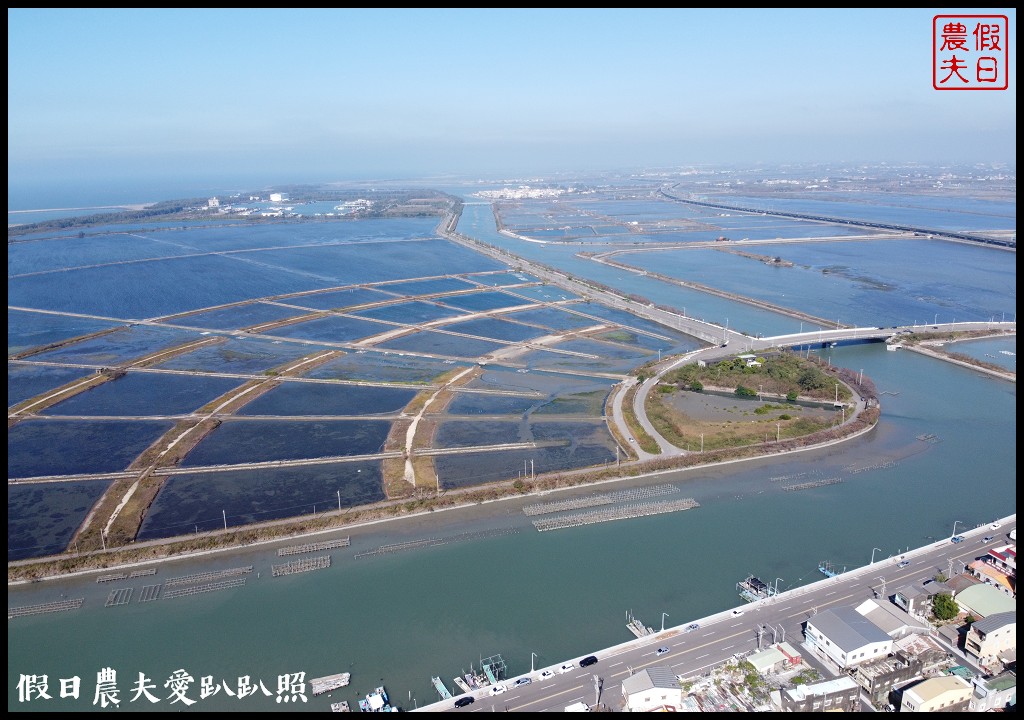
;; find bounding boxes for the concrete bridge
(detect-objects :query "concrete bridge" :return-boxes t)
[735,320,1016,355]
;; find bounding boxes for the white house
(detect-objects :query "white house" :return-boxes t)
[805,606,893,670]
[621,667,681,712]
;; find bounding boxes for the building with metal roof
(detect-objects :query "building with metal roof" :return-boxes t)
[805,605,893,670]
[900,675,972,713]
[955,584,1016,618]
[855,598,929,639]
[965,611,1016,665]
[621,667,682,712]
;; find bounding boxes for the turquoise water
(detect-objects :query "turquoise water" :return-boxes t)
[8,341,1016,711]
[944,334,1016,372]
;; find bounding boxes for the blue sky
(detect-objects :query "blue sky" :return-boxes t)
[7,8,1017,202]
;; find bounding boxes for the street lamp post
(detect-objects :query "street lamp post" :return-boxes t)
[531,652,537,673]
[871,547,882,564]
[773,577,783,597]
[661,612,669,632]
[952,520,963,537]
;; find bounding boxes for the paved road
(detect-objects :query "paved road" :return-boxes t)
[423,516,1015,712]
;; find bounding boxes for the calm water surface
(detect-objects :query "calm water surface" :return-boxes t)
[8,343,1015,711]
[7,193,1016,712]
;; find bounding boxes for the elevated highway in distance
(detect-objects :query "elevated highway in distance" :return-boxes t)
[660,187,1017,249]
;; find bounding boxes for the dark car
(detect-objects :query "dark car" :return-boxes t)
[454,696,474,708]
[579,655,598,667]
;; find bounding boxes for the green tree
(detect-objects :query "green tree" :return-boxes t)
[786,391,799,402]
[932,593,959,621]
[735,385,757,397]
[689,380,704,392]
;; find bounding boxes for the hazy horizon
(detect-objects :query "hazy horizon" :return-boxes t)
[8,8,1017,205]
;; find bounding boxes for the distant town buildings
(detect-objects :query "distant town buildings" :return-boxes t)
[475,185,578,200]
[269,192,289,202]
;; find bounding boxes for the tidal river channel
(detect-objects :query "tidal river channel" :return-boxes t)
[8,339,1016,711]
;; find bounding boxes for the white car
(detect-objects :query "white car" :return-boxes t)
[557,663,575,674]
[538,670,555,680]
[731,609,744,616]
[990,522,1002,530]
[489,683,507,696]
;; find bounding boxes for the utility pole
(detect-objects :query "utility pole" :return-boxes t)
[700,434,704,453]
[593,675,602,708]
[531,459,534,480]
[756,625,765,650]
[223,509,227,531]
[337,490,341,511]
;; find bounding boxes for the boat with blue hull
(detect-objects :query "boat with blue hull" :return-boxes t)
[818,561,845,578]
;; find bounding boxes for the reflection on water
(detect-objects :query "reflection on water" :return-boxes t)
[40,373,241,417]
[8,480,112,561]
[238,382,417,416]
[138,461,385,540]
[180,419,391,466]
[943,335,1016,372]
[8,419,173,478]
